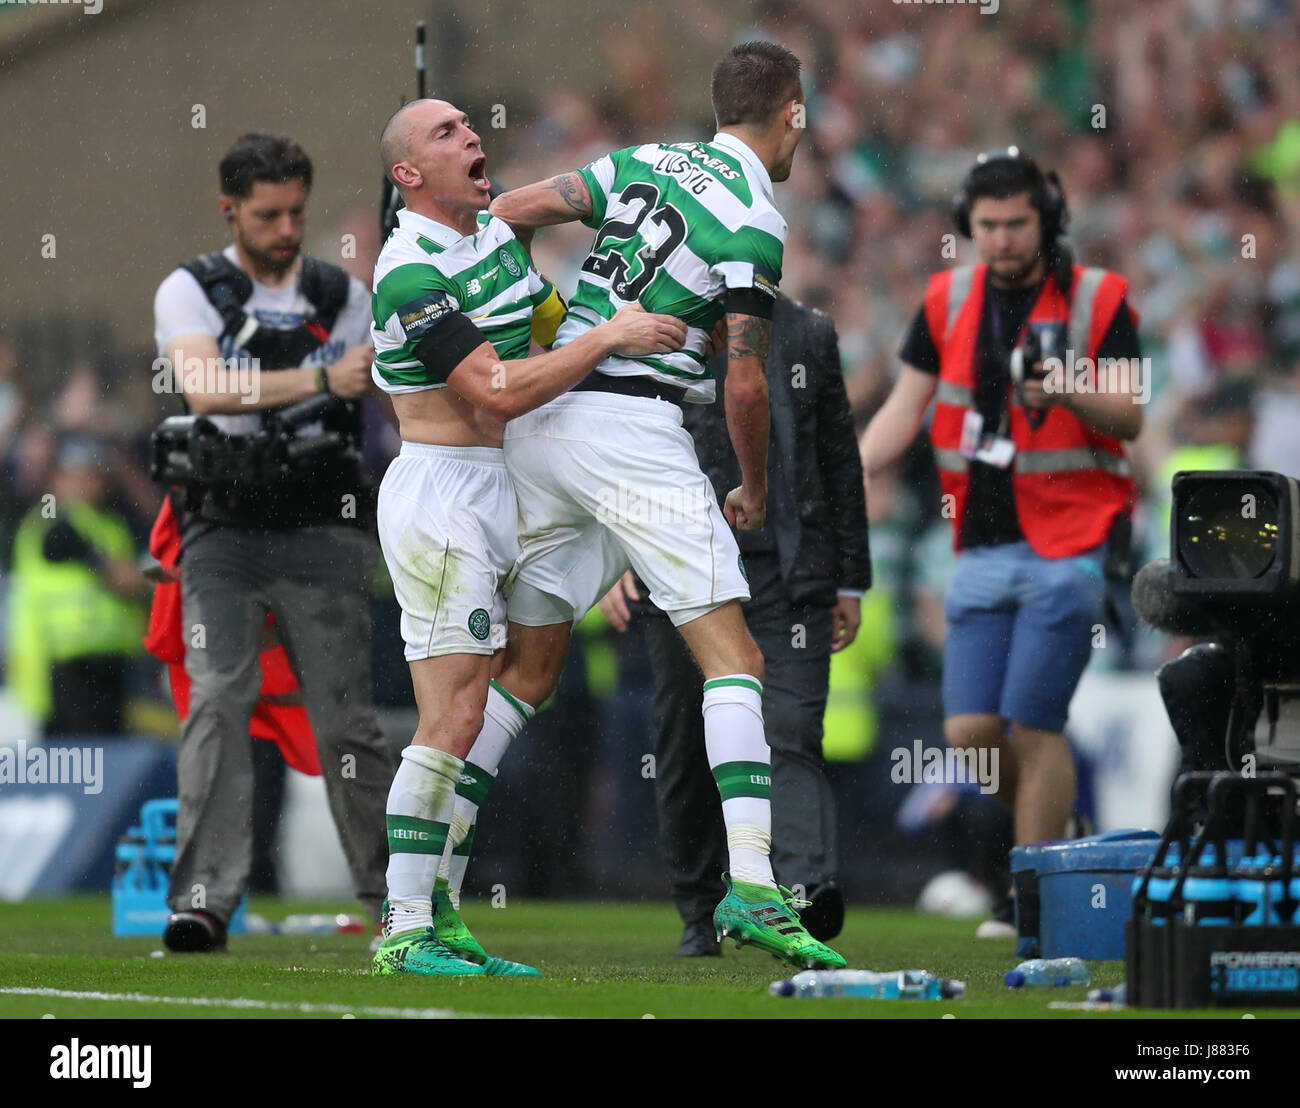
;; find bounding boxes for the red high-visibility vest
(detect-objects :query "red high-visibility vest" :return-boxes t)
[926,263,1137,557]
[142,496,321,776]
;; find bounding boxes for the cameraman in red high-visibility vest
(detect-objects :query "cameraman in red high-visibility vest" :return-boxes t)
[860,148,1143,938]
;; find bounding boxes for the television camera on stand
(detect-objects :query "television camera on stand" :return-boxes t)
[1134,469,1300,829]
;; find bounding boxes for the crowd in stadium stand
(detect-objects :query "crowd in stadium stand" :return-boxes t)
[491,0,1300,676]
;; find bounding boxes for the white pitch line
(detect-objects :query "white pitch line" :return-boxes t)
[0,987,543,1019]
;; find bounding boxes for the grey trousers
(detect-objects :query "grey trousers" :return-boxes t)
[167,525,395,924]
[642,550,838,926]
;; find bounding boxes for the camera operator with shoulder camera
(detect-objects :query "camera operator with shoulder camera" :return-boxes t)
[151,133,395,951]
[860,148,1144,936]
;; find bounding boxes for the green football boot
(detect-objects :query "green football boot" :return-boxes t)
[433,891,542,978]
[432,890,488,961]
[371,925,487,976]
[713,873,847,970]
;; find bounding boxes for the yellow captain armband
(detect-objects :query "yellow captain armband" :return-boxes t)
[531,287,567,348]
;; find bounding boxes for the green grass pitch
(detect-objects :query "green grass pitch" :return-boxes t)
[1,897,1296,1019]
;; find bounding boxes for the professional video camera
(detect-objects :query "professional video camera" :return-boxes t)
[149,393,361,520]
[1133,470,1300,819]
[1009,324,1060,432]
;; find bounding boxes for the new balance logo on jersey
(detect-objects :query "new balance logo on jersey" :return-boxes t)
[468,268,500,296]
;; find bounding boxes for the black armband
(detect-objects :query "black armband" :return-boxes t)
[412,311,493,382]
[721,288,775,320]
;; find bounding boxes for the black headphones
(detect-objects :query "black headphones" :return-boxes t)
[952,146,1069,242]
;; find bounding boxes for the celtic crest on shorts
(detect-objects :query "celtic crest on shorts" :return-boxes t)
[468,608,491,640]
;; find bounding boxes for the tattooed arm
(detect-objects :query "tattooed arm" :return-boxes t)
[721,312,772,532]
[489,172,594,248]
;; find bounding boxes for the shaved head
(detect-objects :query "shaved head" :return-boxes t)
[380,98,453,190]
[379,98,490,226]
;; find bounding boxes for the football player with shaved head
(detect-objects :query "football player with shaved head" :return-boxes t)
[369,97,687,976]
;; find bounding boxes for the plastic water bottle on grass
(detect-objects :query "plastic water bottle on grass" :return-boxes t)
[1005,957,1090,988]
[278,913,370,935]
[769,969,966,999]
[1086,982,1127,1005]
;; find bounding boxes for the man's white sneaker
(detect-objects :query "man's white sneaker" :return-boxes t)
[975,895,1016,939]
[975,918,1017,939]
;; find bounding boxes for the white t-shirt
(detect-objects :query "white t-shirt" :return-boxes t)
[153,245,371,434]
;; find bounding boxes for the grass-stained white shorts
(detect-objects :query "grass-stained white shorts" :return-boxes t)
[503,391,750,628]
[377,442,516,660]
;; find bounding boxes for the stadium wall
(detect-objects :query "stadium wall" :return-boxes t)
[0,0,742,353]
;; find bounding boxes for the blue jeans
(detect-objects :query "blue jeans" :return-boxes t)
[942,540,1106,733]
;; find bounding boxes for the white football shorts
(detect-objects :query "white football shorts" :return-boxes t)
[503,391,750,629]
[377,442,516,660]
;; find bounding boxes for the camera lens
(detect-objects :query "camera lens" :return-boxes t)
[1179,482,1278,579]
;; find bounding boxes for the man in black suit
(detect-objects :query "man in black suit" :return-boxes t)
[600,294,871,955]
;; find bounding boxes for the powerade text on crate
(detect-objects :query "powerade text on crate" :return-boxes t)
[1128,772,1300,1008]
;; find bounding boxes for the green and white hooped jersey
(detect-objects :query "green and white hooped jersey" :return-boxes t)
[371,208,555,393]
[561,132,787,403]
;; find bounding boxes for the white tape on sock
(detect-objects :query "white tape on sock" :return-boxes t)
[727,824,772,855]
[401,744,462,777]
[727,824,773,886]
[446,808,471,851]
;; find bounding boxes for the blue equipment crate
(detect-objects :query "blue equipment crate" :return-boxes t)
[1127,771,1300,1006]
[1012,829,1160,961]
[111,798,246,937]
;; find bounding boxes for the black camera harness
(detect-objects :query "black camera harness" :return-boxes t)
[154,252,364,530]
